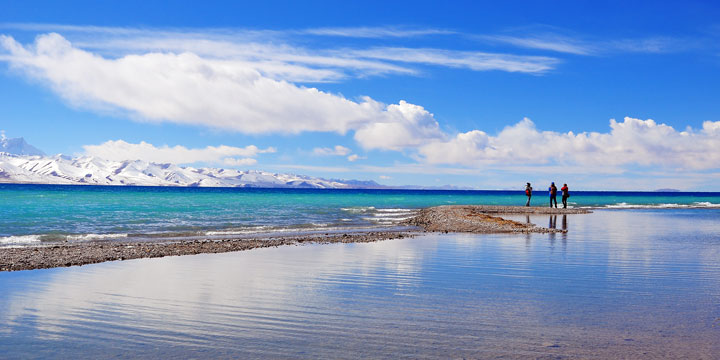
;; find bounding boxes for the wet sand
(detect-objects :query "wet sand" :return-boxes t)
[0,205,590,271]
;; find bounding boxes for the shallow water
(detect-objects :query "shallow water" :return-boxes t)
[1,209,719,358]
[2,184,720,246]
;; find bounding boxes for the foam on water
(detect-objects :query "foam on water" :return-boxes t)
[205,226,274,236]
[66,233,129,241]
[0,233,129,246]
[603,201,720,209]
[340,206,376,213]
[369,212,416,218]
[0,235,42,245]
[360,208,418,225]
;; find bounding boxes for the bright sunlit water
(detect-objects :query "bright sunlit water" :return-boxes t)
[1,209,719,358]
[2,184,720,246]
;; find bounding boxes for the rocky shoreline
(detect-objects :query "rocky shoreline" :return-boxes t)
[0,231,414,272]
[1,205,591,272]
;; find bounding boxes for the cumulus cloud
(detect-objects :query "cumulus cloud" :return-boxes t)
[419,117,720,170]
[347,154,365,162]
[82,140,274,165]
[0,33,447,149]
[313,145,351,156]
[2,27,712,178]
[354,100,445,150]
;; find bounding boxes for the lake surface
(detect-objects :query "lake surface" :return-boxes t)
[1,209,719,358]
[2,184,720,246]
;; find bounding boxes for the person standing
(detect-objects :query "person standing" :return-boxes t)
[525,183,533,206]
[561,183,570,209]
[549,182,558,208]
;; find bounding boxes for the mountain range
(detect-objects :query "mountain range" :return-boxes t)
[0,135,389,188]
[0,136,477,189]
[0,152,390,188]
[0,133,45,156]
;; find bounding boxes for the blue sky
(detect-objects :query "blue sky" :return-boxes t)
[1,1,720,190]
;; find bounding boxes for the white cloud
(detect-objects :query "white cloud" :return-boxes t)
[312,147,368,162]
[419,117,720,170]
[608,37,696,54]
[2,26,712,182]
[75,37,413,82]
[353,100,445,150]
[222,157,258,166]
[379,175,391,180]
[301,26,455,38]
[480,32,696,56]
[346,47,559,73]
[313,145,351,156]
[0,25,558,85]
[82,140,274,165]
[478,34,594,55]
[0,34,457,148]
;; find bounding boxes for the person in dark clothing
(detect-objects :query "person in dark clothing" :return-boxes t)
[561,183,570,209]
[525,183,532,206]
[549,182,558,208]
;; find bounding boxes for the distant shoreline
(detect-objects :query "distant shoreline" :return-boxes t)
[2,182,719,194]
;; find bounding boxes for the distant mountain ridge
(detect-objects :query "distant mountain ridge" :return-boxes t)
[0,135,375,188]
[0,136,459,189]
[0,133,45,156]
[0,153,379,188]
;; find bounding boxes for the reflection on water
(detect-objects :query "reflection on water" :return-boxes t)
[546,215,569,246]
[1,209,719,358]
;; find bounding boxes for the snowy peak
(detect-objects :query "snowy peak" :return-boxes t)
[0,153,364,189]
[0,133,45,156]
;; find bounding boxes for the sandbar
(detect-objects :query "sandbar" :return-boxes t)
[0,205,591,271]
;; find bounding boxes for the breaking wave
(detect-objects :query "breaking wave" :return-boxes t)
[0,233,129,246]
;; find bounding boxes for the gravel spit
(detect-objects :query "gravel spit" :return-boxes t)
[1,205,591,272]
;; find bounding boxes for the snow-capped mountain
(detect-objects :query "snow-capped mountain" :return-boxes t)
[0,153,373,188]
[0,133,45,156]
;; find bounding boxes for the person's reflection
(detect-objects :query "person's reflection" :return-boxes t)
[561,214,568,247]
[525,215,532,247]
[525,232,532,247]
[548,215,557,246]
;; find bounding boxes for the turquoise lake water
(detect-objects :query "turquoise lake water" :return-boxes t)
[1,183,720,246]
[1,209,718,358]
